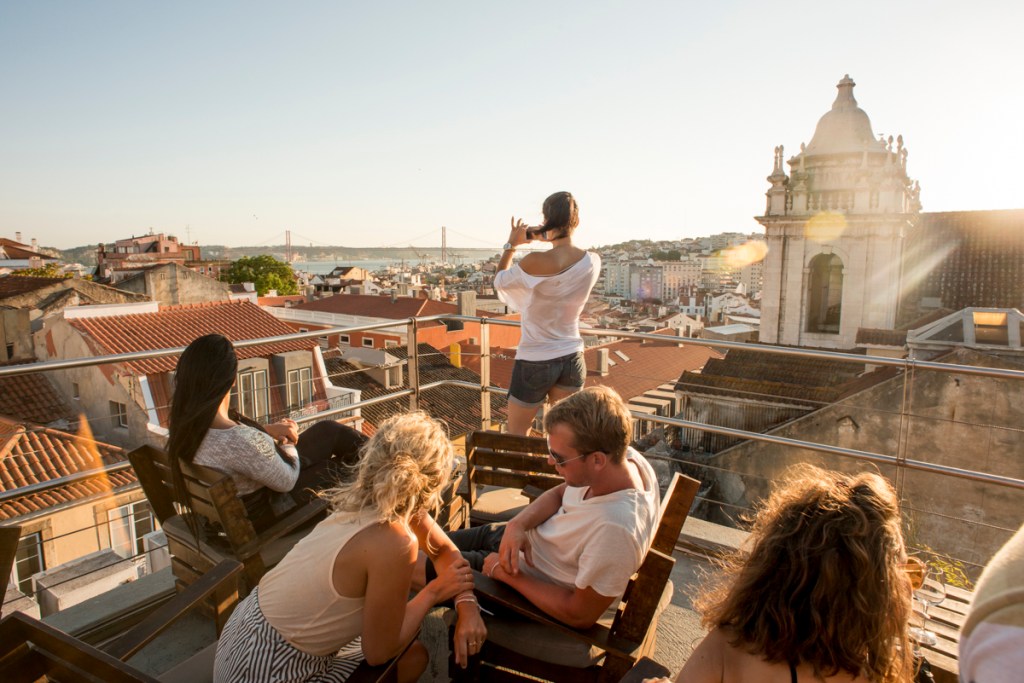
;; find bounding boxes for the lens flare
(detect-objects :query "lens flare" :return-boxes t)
[724,240,769,269]
[805,212,848,243]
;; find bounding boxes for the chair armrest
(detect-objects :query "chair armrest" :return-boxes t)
[102,559,244,661]
[236,498,328,559]
[521,485,546,502]
[471,571,643,661]
[345,627,421,683]
[618,656,671,682]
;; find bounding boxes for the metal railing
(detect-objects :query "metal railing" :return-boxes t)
[2,313,1023,582]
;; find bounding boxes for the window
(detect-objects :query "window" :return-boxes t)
[13,533,44,595]
[234,369,269,422]
[110,401,128,428]
[4,343,12,359]
[108,501,155,559]
[339,334,350,345]
[287,367,313,411]
[362,338,374,348]
[72,382,80,400]
[806,253,843,334]
[384,339,399,348]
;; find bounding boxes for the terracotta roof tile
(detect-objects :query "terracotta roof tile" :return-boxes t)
[293,293,497,320]
[0,275,66,297]
[0,361,76,425]
[0,469,137,521]
[67,300,316,374]
[583,337,721,401]
[0,416,136,520]
[324,344,507,437]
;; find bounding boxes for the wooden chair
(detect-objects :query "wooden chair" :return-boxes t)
[451,471,701,683]
[1,524,22,618]
[462,430,560,526]
[618,657,671,682]
[128,444,327,596]
[0,559,243,683]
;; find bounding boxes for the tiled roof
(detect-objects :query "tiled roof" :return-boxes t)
[856,328,907,347]
[451,336,720,405]
[0,239,57,261]
[0,361,76,425]
[293,293,497,320]
[258,295,307,307]
[324,344,507,438]
[901,209,1024,322]
[676,347,875,406]
[583,337,721,401]
[0,276,66,297]
[0,417,135,521]
[67,299,316,374]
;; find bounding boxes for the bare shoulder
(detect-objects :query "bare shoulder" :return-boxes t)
[676,627,728,682]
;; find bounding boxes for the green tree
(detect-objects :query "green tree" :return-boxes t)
[10,262,70,278]
[222,255,298,296]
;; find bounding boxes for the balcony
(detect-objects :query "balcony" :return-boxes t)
[2,314,1023,682]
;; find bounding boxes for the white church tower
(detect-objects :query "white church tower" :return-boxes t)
[757,75,921,349]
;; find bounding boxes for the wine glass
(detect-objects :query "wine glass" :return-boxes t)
[907,560,946,647]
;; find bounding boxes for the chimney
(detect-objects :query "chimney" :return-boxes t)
[675,327,687,346]
[31,238,38,252]
[15,231,22,243]
[597,348,610,376]
[391,288,398,304]
[458,290,477,317]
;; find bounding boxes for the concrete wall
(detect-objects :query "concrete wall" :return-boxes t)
[1,307,32,360]
[37,319,140,447]
[116,262,231,306]
[704,348,1024,576]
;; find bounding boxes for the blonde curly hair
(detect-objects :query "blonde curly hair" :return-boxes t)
[322,412,454,523]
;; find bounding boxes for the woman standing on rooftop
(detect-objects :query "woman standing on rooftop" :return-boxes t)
[651,466,915,683]
[495,191,601,435]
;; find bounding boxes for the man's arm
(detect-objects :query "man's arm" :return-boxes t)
[498,483,566,575]
[483,554,616,629]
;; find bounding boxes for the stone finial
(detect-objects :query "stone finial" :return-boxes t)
[897,134,904,153]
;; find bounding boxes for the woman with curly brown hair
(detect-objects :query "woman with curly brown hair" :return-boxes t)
[656,466,915,683]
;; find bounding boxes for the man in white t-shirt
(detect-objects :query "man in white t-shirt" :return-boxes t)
[421,386,661,631]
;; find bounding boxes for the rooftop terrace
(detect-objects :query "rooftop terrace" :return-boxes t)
[2,314,1023,681]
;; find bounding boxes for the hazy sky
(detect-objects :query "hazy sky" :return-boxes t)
[2,2,1021,251]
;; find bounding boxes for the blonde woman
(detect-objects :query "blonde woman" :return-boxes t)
[214,412,487,683]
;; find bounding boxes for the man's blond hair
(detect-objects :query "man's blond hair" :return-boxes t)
[544,386,632,463]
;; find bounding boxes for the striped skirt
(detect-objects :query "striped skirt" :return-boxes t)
[214,588,364,683]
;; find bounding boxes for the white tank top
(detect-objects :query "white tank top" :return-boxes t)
[258,510,378,656]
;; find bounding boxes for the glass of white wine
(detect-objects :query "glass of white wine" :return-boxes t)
[905,557,946,647]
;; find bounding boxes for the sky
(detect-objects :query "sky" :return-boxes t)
[2,2,1022,251]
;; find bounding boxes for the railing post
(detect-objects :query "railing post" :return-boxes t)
[479,319,491,430]
[407,318,419,412]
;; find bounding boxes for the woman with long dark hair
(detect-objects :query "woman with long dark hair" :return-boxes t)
[495,191,601,435]
[167,334,366,525]
[652,466,916,683]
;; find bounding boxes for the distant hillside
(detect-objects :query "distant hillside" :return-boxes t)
[58,244,499,267]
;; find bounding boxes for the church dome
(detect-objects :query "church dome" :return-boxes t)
[805,75,884,155]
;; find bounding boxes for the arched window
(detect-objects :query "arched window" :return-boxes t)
[807,253,843,333]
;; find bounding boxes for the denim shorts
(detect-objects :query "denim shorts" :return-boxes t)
[508,352,586,408]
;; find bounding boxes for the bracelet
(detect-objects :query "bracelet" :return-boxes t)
[454,595,478,608]
[485,564,496,579]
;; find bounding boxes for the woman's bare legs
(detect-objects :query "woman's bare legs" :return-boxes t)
[506,401,541,436]
[396,640,428,682]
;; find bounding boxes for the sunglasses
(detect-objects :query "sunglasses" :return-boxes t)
[549,448,605,466]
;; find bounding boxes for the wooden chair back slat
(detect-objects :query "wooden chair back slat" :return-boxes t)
[464,431,559,516]
[651,473,700,556]
[0,524,21,616]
